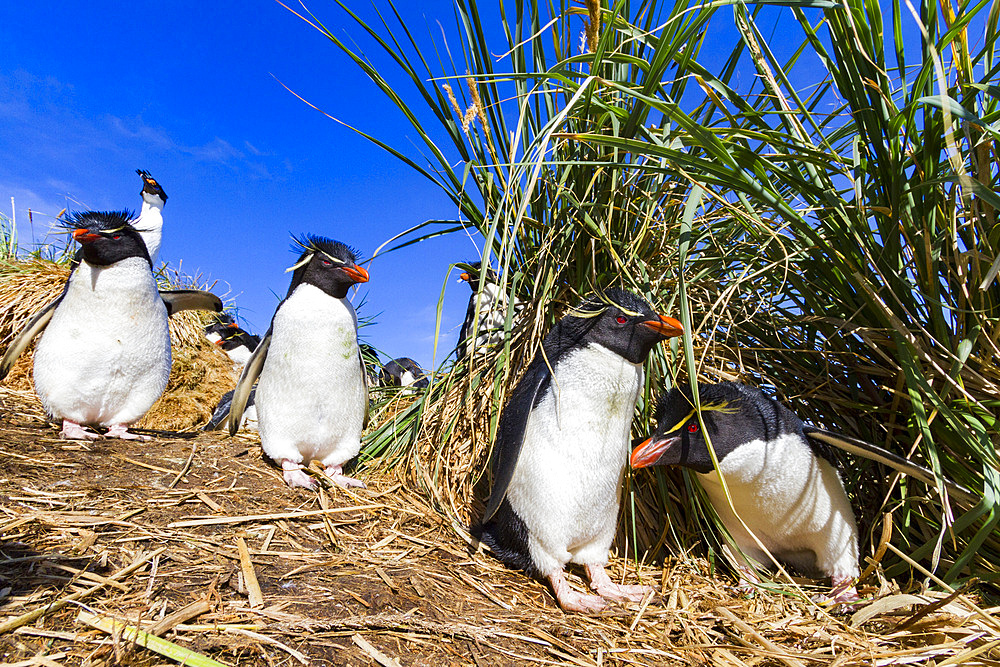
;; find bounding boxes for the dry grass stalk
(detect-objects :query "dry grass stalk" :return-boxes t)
[0,402,997,665]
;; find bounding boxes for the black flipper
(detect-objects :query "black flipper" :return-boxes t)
[159,289,223,316]
[481,361,552,522]
[803,426,977,505]
[228,328,271,436]
[0,296,62,381]
[205,389,235,431]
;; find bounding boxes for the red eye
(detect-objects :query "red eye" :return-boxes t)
[616,316,627,324]
[112,234,121,240]
[688,423,699,433]
[321,259,332,267]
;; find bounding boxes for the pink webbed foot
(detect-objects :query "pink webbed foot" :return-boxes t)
[323,464,366,489]
[106,424,150,441]
[547,571,607,614]
[586,564,653,603]
[60,420,101,440]
[827,575,860,607]
[281,460,317,489]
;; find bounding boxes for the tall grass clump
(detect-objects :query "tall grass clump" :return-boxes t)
[293,0,999,589]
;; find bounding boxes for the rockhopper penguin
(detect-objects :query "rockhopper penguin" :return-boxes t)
[456,261,521,359]
[631,381,977,603]
[32,211,171,440]
[227,235,370,489]
[0,173,219,383]
[631,382,860,601]
[479,288,684,613]
[136,169,168,264]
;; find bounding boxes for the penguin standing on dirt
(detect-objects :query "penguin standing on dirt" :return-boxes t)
[631,381,977,604]
[226,235,370,489]
[135,169,168,265]
[479,288,684,613]
[32,211,172,440]
[0,170,220,384]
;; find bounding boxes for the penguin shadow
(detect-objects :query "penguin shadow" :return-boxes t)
[0,540,105,610]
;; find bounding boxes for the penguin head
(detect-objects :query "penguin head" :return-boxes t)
[458,261,499,291]
[632,382,752,473]
[286,235,369,299]
[136,169,168,204]
[64,211,151,267]
[557,287,683,364]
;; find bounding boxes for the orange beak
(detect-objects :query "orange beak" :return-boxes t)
[640,314,684,338]
[343,264,370,284]
[630,436,677,468]
[73,228,101,243]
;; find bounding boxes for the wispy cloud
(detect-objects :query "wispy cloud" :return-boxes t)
[0,70,284,184]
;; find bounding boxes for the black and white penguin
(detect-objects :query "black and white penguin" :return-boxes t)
[456,261,520,359]
[479,288,684,613]
[632,382,856,600]
[0,174,218,383]
[32,211,171,440]
[136,169,168,265]
[380,357,429,390]
[227,235,370,489]
[204,318,261,367]
[631,381,976,603]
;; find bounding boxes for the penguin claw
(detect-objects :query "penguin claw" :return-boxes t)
[592,582,653,603]
[322,464,366,488]
[105,424,151,441]
[585,564,652,604]
[60,421,101,440]
[328,473,366,488]
[281,462,318,490]
[548,571,608,614]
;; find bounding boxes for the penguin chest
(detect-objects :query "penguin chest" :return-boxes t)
[698,434,858,577]
[34,259,170,424]
[508,344,642,549]
[256,285,365,461]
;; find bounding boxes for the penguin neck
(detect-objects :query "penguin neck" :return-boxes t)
[68,256,157,296]
[138,197,164,263]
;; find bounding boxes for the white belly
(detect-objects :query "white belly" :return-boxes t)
[34,258,171,426]
[506,343,642,574]
[698,433,859,580]
[256,284,366,467]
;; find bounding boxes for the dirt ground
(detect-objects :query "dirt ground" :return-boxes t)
[2,388,999,667]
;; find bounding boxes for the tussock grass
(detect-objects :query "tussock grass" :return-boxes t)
[306,0,999,596]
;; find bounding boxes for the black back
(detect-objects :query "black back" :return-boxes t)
[286,235,365,300]
[63,211,151,268]
[646,382,837,473]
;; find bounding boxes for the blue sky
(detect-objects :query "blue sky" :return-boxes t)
[0,1,484,370]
